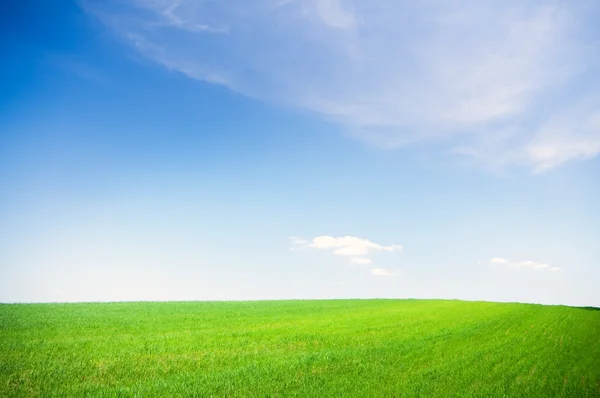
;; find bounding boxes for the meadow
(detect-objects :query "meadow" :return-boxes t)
[1,299,599,397]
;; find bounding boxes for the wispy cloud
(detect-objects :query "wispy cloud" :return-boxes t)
[315,0,357,29]
[85,0,600,171]
[289,236,309,251]
[489,257,560,272]
[291,235,402,263]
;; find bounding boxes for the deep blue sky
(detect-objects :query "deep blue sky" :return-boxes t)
[1,1,599,305]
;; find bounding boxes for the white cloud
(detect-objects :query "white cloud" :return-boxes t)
[308,236,402,252]
[315,0,356,29]
[333,246,370,256]
[526,106,600,173]
[158,1,229,33]
[85,0,600,171]
[294,235,402,263]
[489,257,559,272]
[518,260,549,270]
[289,236,309,251]
[371,268,398,277]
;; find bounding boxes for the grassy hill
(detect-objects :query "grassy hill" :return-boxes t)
[1,299,599,397]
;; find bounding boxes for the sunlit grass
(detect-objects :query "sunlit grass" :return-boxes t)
[1,299,599,397]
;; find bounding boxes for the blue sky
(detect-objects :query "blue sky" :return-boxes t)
[1,0,599,305]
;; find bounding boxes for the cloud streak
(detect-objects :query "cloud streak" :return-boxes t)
[291,235,402,264]
[85,0,600,171]
[489,257,560,272]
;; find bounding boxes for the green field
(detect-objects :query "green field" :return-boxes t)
[1,299,599,397]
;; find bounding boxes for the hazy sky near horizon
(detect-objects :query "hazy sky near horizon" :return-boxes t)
[1,0,599,306]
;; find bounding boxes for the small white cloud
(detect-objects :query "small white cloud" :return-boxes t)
[489,257,558,272]
[290,236,308,244]
[518,260,549,270]
[549,267,561,272]
[383,244,403,252]
[333,245,370,256]
[289,236,309,251]
[309,236,401,254]
[371,268,398,277]
[306,235,402,263]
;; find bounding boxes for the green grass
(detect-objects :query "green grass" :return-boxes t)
[1,299,599,397]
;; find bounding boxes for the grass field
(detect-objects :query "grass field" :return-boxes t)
[1,299,599,397]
